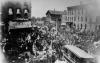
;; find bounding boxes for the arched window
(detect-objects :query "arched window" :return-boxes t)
[16,8,21,18]
[8,8,14,20]
[17,9,21,14]
[8,8,13,15]
[24,9,29,18]
[24,9,28,14]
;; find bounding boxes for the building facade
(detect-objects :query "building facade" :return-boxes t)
[62,4,100,32]
[62,5,91,32]
[46,4,100,32]
[46,10,66,31]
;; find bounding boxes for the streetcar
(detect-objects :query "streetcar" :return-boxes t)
[62,45,95,63]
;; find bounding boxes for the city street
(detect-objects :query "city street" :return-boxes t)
[1,0,100,63]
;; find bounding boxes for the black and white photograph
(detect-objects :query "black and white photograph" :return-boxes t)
[0,0,100,63]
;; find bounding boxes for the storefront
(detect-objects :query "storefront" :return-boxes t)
[5,21,34,55]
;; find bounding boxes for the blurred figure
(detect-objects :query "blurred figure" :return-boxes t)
[0,46,7,63]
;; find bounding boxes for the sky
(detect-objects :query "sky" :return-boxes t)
[31,0,81,17]
[31,0,98,17]
[0,0,99,17]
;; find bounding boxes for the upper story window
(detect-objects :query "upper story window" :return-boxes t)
[70,17,71,21]
[85,17,87,22]
[81,16,83,21]
[72,17,73,21]
[68,11,70,15]
[24,9,28,14]
[74,10,76,15]
[70,10,72,15]
[77,24,79,29]
[17,9,21,14]
[78,16,80,21]
[77,8,81,15]
[82,9,83,15]
[16,8,21,18]
[72,10,73,15]
[74,16,76,21]
[81,24,82,29]
[85,24,87,29]
[24,9,29,18]
[8,8,13,15]
[68,17,69,21]
[66,17,68,21]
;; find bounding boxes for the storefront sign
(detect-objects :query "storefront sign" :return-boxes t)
[9,21,32,29]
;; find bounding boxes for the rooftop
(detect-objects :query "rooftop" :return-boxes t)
[46,10,67,15]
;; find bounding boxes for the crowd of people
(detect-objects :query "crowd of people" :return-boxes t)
[1,23,61,63]
[2,21,98,63]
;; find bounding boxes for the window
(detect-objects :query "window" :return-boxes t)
[85,17,87,22]
[78,10,80,15]
[17,9,21,14]
[85,24,87,29]
[24,9,28,14]
[71,53,75,60]
[70,11,71,15]
[68,11,69,15]
[82,9,83,15]
[78,16,80,21]
[72,10,73,15]
[68,11,70,15]
[66,17,67,21]
[81,16,83,21]
[77,24,79,29]
[70,17,71,21]
[75,10,76,14]
[96,25,98,30]
[8,8,13,15]
[24,9,29,18]
[72,17,73,21]
[74,16,76,21]
[81,24,82,29]
[68,17,69,21]
[16,8,21,18]
[64,48,68,53]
